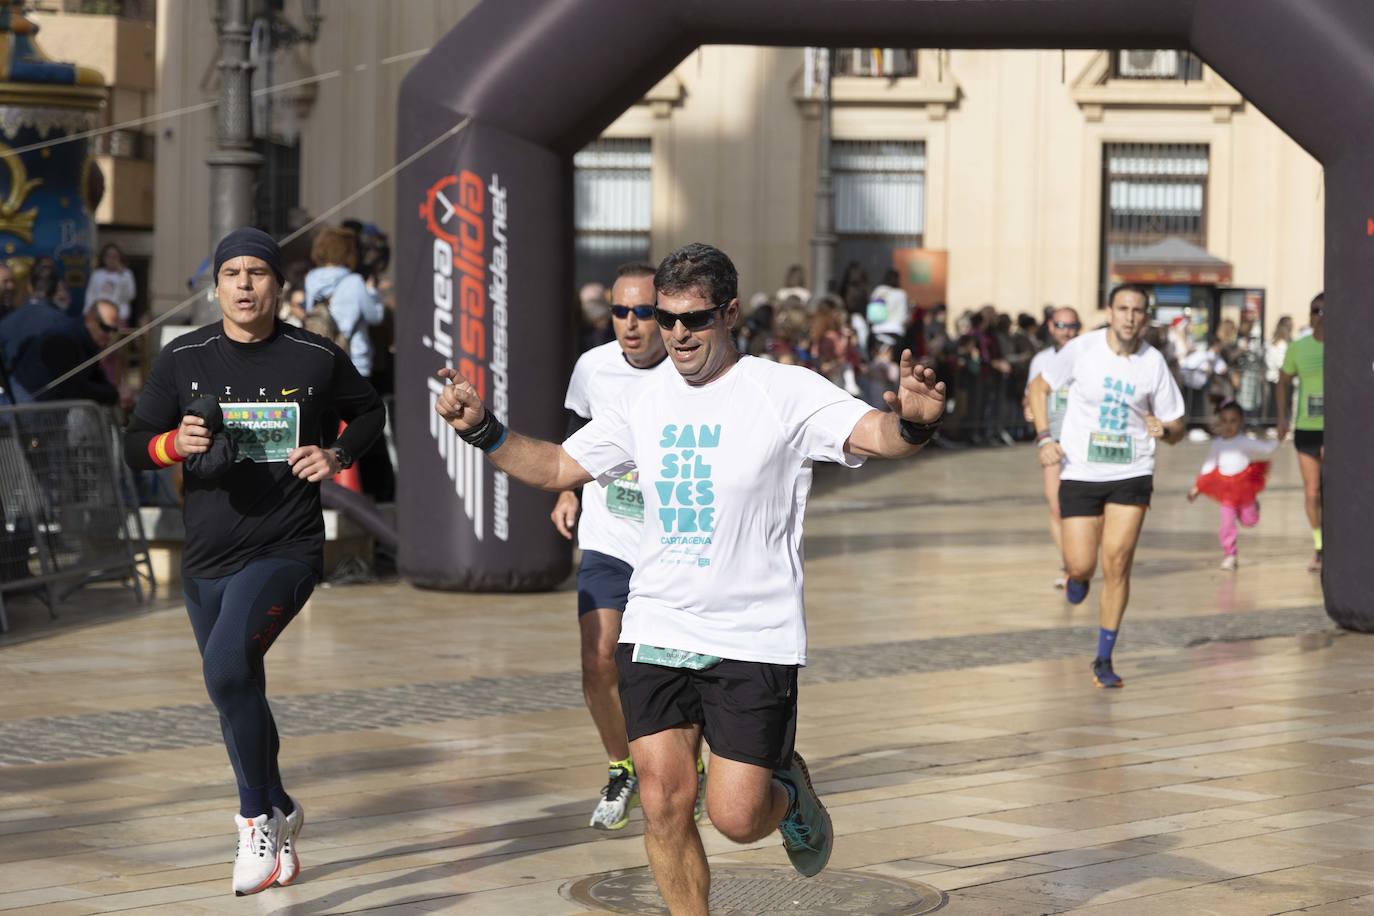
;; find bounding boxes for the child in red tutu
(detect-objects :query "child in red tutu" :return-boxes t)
[1188,402,1277,570]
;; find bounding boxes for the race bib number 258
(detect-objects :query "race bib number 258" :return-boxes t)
[607,471,644,521]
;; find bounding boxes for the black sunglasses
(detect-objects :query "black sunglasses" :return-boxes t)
[1052,321,1081,331]
[611,304,655,320]
[97,320,118,334]
[653,302,729,332]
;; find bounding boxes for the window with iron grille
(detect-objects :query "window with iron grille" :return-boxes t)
[1100,142,1209,303]
[254,138,300,240]
[1111,50,1204,81]
[574,138,651,287]
[832,140,925,288]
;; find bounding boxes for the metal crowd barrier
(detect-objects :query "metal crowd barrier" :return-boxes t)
[0,400,153,632]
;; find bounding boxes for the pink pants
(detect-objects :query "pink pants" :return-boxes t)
[1219,502,1260,556]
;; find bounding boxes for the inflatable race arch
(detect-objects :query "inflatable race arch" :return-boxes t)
[395,0,1374,631]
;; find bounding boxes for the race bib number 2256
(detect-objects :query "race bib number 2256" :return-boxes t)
[221,402,300,463]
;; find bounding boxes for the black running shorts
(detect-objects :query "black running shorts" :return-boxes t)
[1059,475,1154,518]
[615,644,798,769]
[1294,429,1324,459]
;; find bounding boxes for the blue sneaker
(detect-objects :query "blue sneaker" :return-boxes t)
[1066,577,1090,605]
[1092,657,1123,689]
[774,752,832,877]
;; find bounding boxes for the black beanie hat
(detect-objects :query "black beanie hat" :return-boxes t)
[213,227,283,284]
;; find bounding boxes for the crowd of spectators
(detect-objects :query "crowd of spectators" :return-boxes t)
[577,259,1299,447]
[0,248,136,410]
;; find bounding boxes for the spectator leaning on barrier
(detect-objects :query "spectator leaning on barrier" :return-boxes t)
[0,267,67,402]
[28,299,128,407]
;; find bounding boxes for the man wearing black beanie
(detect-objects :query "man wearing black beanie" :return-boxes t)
[123,226,386,897]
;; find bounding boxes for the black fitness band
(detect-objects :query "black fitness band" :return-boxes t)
[898,416,941,446]
[459,411,508,453]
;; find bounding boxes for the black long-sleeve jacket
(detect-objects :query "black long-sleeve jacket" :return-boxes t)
[125,321,385,578]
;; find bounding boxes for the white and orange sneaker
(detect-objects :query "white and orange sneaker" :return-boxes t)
[274,801,305,886]
[232,812,282,896]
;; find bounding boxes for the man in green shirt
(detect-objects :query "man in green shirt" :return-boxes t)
[1276,292,1324,572]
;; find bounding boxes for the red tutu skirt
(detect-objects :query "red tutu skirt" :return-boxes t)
[1195,462,1269,508]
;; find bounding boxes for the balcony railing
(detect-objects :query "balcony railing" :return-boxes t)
[1111,49,1204,81]
[94,128,154,161]
[31,0,155,20]
[833,48,918,79]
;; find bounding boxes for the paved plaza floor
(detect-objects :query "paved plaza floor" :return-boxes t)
[2,439,1369,914]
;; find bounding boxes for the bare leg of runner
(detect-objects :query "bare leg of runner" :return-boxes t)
[580,609,629,761]
[703,755,790,843]
[1061,515,1103,587]
[633,725,709,916]
[1297,451,1322,531]
[1297,450,1323,570]
[1043,464,1065,585]
[1043,464,1064,555]
[1099,504,1148,632]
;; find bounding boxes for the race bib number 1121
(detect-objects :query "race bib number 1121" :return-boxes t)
[1087,431,1133,465]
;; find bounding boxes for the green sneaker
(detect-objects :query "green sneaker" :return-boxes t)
[590,762,638,830]
[774,751,832,877]
[694,757,707,822]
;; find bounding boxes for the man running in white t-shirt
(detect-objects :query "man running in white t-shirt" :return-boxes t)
[1028,285,1185,689]
[1024,307,1081,588]
[434,243,945,914]
[551,261,682,831]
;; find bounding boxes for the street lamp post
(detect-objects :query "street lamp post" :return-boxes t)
[809,47,836,298]
[203,0,261,322]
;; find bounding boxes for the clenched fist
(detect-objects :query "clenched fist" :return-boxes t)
[434,368,487,433]
[174,414,211,456]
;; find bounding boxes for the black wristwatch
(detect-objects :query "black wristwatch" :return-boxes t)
[331,446,354,470]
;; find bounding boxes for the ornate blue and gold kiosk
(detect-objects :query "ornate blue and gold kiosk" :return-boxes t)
[0,0,104,313]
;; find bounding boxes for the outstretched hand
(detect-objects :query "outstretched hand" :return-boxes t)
[882,349,946,424]
[434,368,486,432]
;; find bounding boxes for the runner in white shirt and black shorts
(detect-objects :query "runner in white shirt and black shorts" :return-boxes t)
[1028,285,1185,689]
[551,262,683,832]
[433,243,946,914]
[1024,307,1081,589]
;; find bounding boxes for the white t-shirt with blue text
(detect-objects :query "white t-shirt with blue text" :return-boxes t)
[562,356,874,665]
[1040,329,1185,483]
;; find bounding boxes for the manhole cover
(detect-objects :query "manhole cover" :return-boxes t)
[560,864,946,915]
